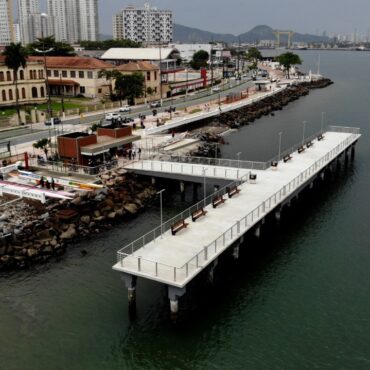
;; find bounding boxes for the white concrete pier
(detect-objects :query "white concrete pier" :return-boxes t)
[113,126,360,312]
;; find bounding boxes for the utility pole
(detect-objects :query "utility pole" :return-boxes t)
[210,39,214,90]
[159,40,163,104]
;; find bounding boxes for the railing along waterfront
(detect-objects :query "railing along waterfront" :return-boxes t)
[116,172,250,264]
[29,158,119,175]
[116,130,360,284]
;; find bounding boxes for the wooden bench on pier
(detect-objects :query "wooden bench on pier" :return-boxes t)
[191,208,207,222]
[317,134,324,141]
[271,161,278,169]
[298,146,306,154]
[227,185,241,198]
[171,219,189,235]
[249,173,257,183]
[306,141,313,148]
[283,154,292,163]
[212,195,226,208]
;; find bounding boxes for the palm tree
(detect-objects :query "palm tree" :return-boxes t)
[3,43,28,124]
[275,52,302,79]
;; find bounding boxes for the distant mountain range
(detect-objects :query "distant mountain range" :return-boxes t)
[173,24,331,44]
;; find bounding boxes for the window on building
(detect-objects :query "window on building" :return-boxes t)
[40,86,45,97]
[47,70,51,77]
[80,86,85,93]
[79,71,84,78]
[70,71,76,78]
[6,71,11,81]
[147,71,151,81]
[53,70,59,77]
[98,88,102,93]
[30,70,34,79]
[8,89,13,100]
[19,70,24,80]
[33,70,37,79]
[31,87,38,98]
[154,71,157,80]
[21,88,26,99]
[62,70,67,78]
[39,70,44,79]
[87,71,93,79]
[1,90,6,101]
[0,72,4,82]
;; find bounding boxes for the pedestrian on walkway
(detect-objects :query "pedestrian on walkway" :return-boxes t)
[39,176,45,188]
[128,149,132,160]
[138,148,142,160]
[51,178,55,191]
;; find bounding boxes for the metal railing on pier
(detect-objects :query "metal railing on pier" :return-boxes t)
[116,129,360,285]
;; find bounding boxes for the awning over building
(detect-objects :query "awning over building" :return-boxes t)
[80,135,141,156]
[48,79,80,86]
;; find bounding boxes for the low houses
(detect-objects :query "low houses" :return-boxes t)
[0,56,47,108]
[30,56,114,98]
[116,61,161,103]
[58,125,140,165]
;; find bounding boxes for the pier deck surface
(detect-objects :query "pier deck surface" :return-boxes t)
[113,130,360,288]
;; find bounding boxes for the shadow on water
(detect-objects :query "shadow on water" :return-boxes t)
[108,158,359,369]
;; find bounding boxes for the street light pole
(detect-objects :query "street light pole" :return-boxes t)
[236,151,242,179]
[60,73,65,119]
[40,13,52,120]
[278,131,282,162]
[321,112,325,134]
[157,189,165,238]
[203,168,208,207]
[302,121,307,146]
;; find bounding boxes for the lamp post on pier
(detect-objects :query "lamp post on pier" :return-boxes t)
[302,121,307,146]
[157,189,165,238]
[321,112,326,134]
[203,167,208,207]
[278,131,282,162]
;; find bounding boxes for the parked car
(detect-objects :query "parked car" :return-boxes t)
[105,112,120,121]
[149,101,161,108]
[44,117,61,126]
[119,105,131,112]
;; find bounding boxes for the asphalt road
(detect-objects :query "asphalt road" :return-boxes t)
[1,79,254,147]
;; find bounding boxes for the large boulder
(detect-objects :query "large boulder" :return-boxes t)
[60,225,77,240]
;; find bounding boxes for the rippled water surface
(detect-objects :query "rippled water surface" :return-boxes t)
[1,51,370,370]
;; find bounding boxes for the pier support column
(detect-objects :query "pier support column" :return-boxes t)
[320,171,325,181]
[351,144,356,160]
[214,185,220,193]
[151,177,156,185]
[275,207,282,222]
[309,181,314,190]
[232,245,240,260]
[192,183,199,202]
[180,181,185,201]
[208,258,219,283]
[121,273,137,317]
[255,225,261,239]
[168,286,186,318]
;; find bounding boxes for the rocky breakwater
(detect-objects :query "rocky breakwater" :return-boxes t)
[0,170,157,271]
[217,78,334,129]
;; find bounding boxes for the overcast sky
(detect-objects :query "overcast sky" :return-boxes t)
[36,0,370,37]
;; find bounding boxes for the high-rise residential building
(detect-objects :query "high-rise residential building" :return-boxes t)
[47,0,80,43]
[113,3,173,44]
[13,23,21,43]
[79,0,99,41]
[0,0,14,45]
[17,0,40,44]
[47,0,98,43]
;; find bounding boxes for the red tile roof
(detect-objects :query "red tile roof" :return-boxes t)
[28,56,114,70]
[116,61,159,72]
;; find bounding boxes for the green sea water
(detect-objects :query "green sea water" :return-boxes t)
[1,50,370,370]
